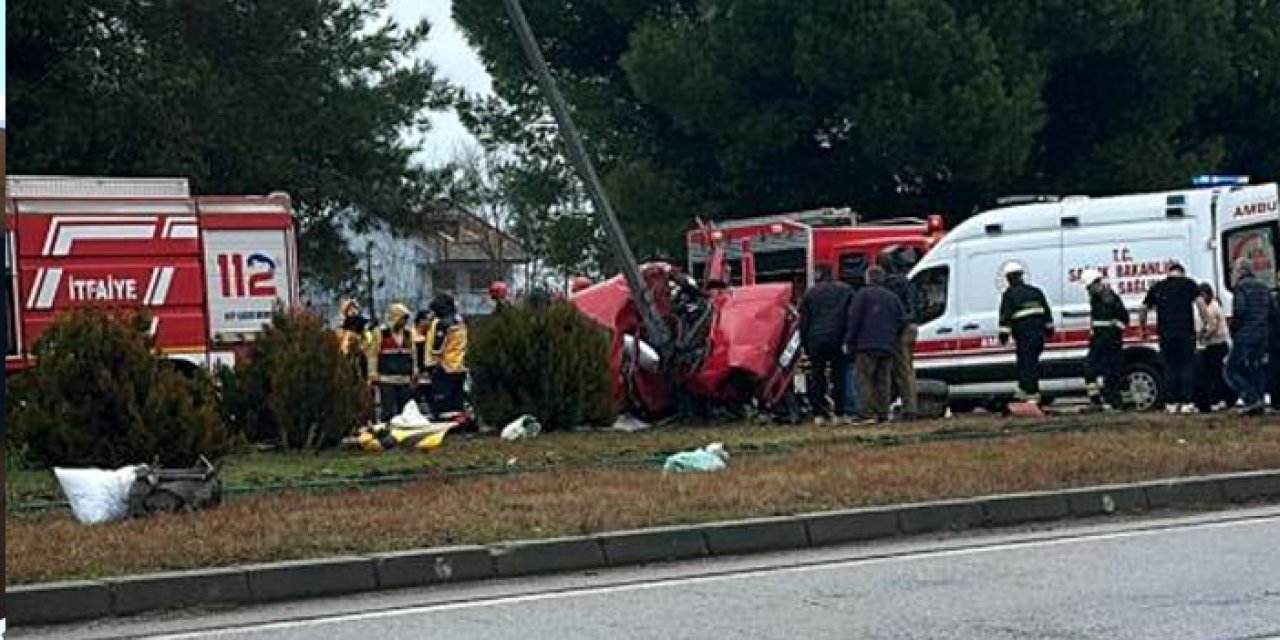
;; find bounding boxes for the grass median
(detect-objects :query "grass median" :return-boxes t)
[6,413,1098,507]
[7,415,1278,585]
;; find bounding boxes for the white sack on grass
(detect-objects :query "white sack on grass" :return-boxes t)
[390,400,432,429]
[54,465,144,525]
[501,415,542,441]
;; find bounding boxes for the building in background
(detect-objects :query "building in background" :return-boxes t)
[309,204,528,321]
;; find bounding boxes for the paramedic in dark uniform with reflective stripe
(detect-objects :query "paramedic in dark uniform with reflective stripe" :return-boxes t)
[998,263,1054,404]
[1080,268,1128,409]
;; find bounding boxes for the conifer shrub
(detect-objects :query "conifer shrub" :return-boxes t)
[6,309,235,468]
[218,309,370,451]
[469,300,616,431]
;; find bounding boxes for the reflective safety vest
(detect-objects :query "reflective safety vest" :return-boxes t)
[1089,290,1129,338]
[999,283,1054,337]
[427,315,468,374]
[375,327,415,384]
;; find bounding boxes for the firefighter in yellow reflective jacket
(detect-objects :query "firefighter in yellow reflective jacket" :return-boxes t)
[337,298,376,380]
[1080,269,1129,410]
[425,294,468,416]
[998,263,1054,404]
[370,303,419,423]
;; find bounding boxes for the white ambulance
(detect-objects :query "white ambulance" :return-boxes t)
[908,176,1279,412]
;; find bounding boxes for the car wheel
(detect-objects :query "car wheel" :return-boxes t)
[1125,362,1163,412]
[915,379,949,419]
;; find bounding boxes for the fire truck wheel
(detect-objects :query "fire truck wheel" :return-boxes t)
[915,379,949,419]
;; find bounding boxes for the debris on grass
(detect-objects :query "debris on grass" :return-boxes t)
[8,421,1279,585]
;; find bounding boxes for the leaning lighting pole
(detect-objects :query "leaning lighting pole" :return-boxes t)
[499,0,672,354]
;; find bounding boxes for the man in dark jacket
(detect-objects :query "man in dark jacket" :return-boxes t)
[1226,260,1272,415]
[799,267,854,423]
[999,263,1054,405]
[880,251,921,420]
[846,266,907,423]
[1270,275,1280,411]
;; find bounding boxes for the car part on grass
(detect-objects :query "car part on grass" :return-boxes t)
[127,457,223,517]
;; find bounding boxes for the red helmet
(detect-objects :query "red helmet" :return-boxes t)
[488,281,509,301]
[570,276,593,294]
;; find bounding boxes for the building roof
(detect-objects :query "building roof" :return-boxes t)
[426,207,530,265]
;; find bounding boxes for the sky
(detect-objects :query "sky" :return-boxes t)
[391,0,494,166]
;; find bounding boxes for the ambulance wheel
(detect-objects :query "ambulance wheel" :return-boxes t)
[915,379,949,419]
[1124,362,1163,412]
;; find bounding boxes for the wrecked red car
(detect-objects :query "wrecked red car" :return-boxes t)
[570,258,801,421]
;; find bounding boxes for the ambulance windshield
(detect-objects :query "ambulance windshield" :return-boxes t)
[912,266,950,324]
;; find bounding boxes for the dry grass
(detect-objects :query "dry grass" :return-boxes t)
[9,419,1279,585]
[5,411,1155,505]
[0,415,1014,504]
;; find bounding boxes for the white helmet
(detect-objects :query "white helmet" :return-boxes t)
[1001,262,1025,278]
[1080,268,1103,287]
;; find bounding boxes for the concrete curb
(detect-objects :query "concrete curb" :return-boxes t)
[11,469,1280,627]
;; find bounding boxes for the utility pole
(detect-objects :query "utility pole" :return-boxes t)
[500,0,672,355]
[365,241,377,322]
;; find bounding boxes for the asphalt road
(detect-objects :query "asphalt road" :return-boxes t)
[19,506,1280,640]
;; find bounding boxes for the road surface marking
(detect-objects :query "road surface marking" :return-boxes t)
[143,512,1280,639]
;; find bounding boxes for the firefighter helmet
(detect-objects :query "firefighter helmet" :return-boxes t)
[387,303,412,325]
[1080,268,1103,287]
[488,281,509,301]
[1001,262,1025,278]
[570,276,593,293]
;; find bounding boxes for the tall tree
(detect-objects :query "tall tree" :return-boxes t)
[10,0,455,293]
[457,0,1280,258]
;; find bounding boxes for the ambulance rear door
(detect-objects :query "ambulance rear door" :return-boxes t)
[1217,183,1280,295]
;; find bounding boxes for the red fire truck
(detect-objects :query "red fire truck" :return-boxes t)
[685,207,946,295]
[5,176,299,373]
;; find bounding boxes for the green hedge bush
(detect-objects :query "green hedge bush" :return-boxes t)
[6,309,235,468]
[470,300,616,431]
[219,309,370,450]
